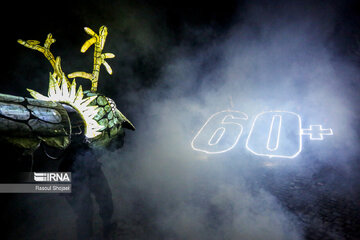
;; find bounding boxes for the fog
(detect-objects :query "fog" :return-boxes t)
[5,0,360,239]
[96,1,360,239]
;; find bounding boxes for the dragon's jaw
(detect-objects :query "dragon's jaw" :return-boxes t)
[27,74,103,139]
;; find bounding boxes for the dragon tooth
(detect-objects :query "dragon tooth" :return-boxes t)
[69,79,77,102]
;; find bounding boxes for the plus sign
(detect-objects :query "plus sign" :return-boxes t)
[301,125,333,140]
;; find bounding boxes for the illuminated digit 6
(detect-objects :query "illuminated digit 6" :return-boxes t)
[191,110,248,154]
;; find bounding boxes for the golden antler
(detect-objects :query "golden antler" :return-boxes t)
[68,25,115,92]
[17,34,65,82]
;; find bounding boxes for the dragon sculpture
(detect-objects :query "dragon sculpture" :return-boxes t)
[0,25,134,154]
[0,25,134,239]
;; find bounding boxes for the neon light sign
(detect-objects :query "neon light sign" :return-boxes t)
[191,110,333,158]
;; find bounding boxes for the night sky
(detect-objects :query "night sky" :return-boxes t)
[1,0,360,239]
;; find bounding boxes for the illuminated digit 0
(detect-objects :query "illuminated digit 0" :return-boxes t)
[245,111,302,158]
[191,110,248,154]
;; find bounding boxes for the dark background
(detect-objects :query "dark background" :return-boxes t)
[2,0,360,116]
[1,0,360,239]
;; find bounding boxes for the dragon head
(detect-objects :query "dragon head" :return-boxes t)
[18,26,135,148]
